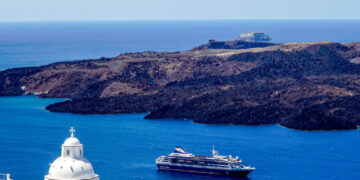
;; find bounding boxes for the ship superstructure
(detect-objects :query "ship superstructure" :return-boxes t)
[156,146,255,177]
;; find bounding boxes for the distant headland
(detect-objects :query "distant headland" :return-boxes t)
[1,33,360,131]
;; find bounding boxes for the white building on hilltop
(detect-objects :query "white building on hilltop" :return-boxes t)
[45,127,99,180]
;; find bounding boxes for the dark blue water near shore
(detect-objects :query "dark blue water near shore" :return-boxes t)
[1,20,360,70]
[0,96,359,179]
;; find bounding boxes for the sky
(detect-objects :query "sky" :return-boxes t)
[0,0,359,21]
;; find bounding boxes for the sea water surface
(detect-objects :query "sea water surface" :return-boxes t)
[0,96,359,180]
[0,20,360,179]
[1,20,360,70]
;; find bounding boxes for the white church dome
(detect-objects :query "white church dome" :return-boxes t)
[45,127,99,180]
[64,137,81,146]
[47,157,96,179]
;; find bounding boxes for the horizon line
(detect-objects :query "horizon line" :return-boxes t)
[0,18,360,23]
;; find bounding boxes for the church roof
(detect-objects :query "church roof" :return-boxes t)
[64,137,81,146]
[46,157,98,180]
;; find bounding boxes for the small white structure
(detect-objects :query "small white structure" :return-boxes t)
[44,127,99,180]
[237,32,272,42]
[0,173,12,180]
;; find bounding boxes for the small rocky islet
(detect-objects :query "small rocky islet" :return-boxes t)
[1,32,360,131]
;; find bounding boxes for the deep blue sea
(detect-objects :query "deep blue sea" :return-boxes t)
[0,96,359,180]
[0,20,360,179]
[1,20,360,70]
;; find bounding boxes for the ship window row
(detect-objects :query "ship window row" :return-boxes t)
[170,159,229,167]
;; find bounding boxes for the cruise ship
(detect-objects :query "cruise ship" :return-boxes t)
[156,146,255,177]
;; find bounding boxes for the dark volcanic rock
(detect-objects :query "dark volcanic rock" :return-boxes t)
[0,67,42,96]
[2,41,360,130]
[280,96,360,130]
[194,103,292,125]
[192,39,277,50]
[46,97,152,114]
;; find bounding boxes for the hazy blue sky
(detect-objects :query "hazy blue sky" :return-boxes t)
[0,0,359,21]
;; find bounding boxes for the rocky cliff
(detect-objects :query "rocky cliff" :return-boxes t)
[1,41,360,130]
[192,39,277,50]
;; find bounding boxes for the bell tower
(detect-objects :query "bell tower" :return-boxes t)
[61,127,83,159]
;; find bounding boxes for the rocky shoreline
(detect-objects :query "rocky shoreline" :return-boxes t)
[2,39,360,130]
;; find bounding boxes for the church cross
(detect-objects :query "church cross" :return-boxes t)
[69,127,75,137]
